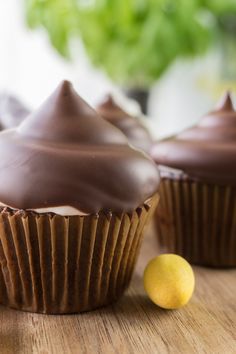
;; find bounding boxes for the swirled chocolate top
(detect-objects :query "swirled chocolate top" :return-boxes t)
[0,81,159,213]
[151,92,236,184]
[97,95,153,153]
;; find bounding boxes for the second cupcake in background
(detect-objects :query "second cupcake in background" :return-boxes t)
[97,95,153,154]
[0,94,29,130]
[0,81,160,314]
[151,92,236,267]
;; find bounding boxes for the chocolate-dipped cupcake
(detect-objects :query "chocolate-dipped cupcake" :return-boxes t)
[0,81,160,314]
[0,94,29,130]
[97,95,153,153]
[151,92,236,267]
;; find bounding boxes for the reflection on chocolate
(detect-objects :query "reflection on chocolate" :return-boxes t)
[0,94,29,130]
[97,95,153,153]
[0,81,159,213]
[151,92,236,184]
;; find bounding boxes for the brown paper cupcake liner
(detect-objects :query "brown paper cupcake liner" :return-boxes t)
[0,194,158,314]
[155,178,236,267]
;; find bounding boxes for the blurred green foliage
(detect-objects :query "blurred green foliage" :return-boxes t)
[25,0,236,87]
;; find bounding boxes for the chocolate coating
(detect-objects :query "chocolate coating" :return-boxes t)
[97,95,153,153]
[151,92,236,185]
[0,94,29,130]
[0,81,159,213]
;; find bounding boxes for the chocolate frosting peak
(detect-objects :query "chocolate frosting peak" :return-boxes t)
[151,91,236,185]
[97,94,153,153]
[0,81,159,213]
[98,94,119,113]
[216,91,233,111]
[19,81,127,145]
[97,94,133,123]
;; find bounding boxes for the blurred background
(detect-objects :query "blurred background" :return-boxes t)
[1,0,236,138]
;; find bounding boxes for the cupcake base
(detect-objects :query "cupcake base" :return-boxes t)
[155,177,236,267]
[0,195,158,314]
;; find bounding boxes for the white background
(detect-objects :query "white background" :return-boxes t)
[0,0,223,138]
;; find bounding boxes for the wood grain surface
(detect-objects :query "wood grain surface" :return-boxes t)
[0,224,235,354]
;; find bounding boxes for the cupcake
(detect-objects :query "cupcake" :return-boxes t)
[0,94,29,130]
[0,81,160,314]
[151,92,236,267]
[97,95,153,153]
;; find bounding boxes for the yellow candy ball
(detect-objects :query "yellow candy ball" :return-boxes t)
[143,254,195,309]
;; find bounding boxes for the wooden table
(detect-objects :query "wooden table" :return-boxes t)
[0,224,236,354]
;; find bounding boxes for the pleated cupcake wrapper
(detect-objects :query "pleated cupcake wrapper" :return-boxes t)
[155,179,236,267]
[0,195,158,314]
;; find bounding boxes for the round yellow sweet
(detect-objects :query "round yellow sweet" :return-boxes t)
[143,254,195,309]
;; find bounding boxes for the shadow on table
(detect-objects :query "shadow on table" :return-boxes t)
[95,273,171,321]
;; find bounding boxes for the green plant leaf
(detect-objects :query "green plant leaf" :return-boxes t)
[24,0,236,87]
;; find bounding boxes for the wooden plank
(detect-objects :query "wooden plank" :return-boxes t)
[0,224,235,354]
